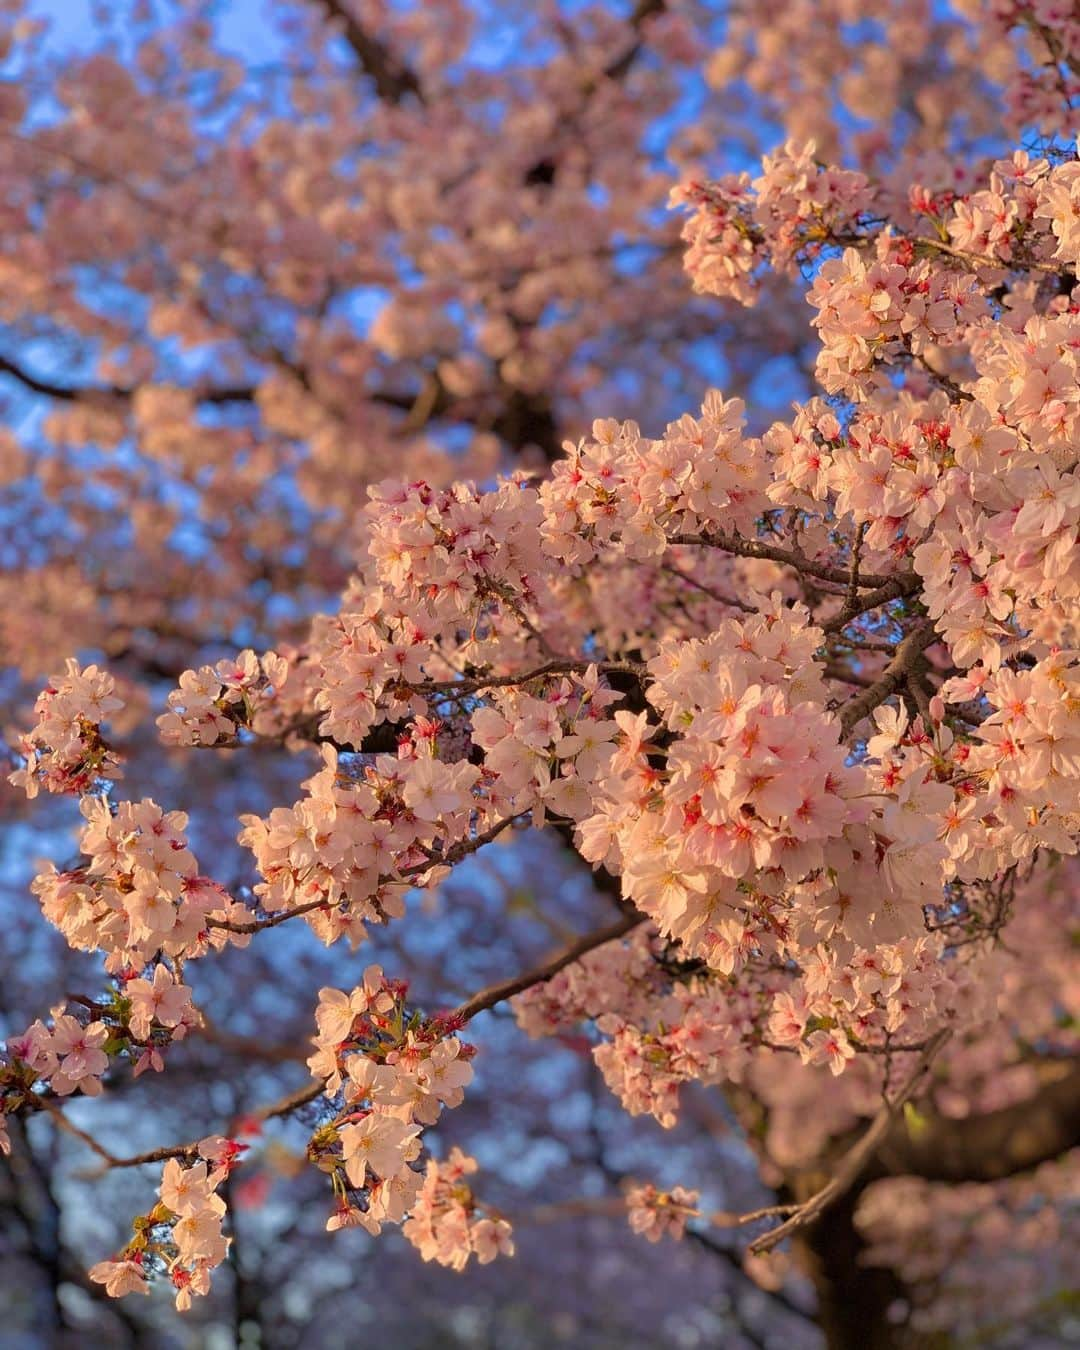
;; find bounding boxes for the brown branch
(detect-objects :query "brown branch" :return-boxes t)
[312,0,425,103]
[210,811,526,934]
[906,668,935,725]
[669,530,918,592]
[831,222,1070,279]
[877,1057,1080,1183]
[747,1028,952,1255]
[822,573,915,633]
[760,1037,937,1057]
[209,893,332,936]
[0,351,254,405]
[36,1098,120,1167]
[408,658,646,698]
[603,0,667,80]
[843,523,866,615]
[830,636,898,654]
[76,1079,326,1173]
[838,621,937,738]
[915,234,1065,277]
[451,911,644,1021]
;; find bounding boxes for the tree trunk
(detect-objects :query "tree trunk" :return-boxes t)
[796,1182,909,1350]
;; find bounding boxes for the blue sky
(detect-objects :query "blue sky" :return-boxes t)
[32,0,285,61]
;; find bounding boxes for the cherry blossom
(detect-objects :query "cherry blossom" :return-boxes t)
[402,1148,514,1270]
[626,1183,701,1243]
[2,7,1079,1340]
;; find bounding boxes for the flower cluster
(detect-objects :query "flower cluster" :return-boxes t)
[469,665,623,822]
[809,238,985,398]
[516,862,1018,1128]
[362,475,553,658]
[1038,151,1080,269]
[625,1182,700,1243]
[9,659,124,798]
[753,140,874,268]
[669,174,761,308]
[577,603,875,960]
[121,964,199,1075]
[238,740,483,947]
[945,150,1050,265]
[307,587,435,751]
[540,394,767,565]
[670,141,874,306]
[1,968,199,1120]
[403,1148,514,1269]
[31,797,246,971]
[240,659,639,944]
[306,965,476,1237]
[868,662,1080,890]
[4,1014,110,1099]
[593,977,771,1127]
[156,649,288,747]
[90,1138,244,1309]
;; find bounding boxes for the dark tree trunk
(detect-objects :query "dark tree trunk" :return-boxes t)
[796,1182,910,1350]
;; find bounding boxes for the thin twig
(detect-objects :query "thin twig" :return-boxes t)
[915,234,1064,276]
[657,561,758,613]
[670,530,917,592]
[748,1027,952,1255]
[209,811,526,934]
[452,911,644,1021]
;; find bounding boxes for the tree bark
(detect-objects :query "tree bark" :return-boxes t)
[795,1183,909,1350]
[785,1060,1080,1349]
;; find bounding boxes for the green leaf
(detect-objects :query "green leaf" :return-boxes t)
[903,1100,930,1141]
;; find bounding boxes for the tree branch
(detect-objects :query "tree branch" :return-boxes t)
[915,234,1065,277]
[603,0,667,80]
[312,0,425,103]
[877,1057,1080,1183]
[822,573,915,633]
[0,350,255,405]
[669,530,918,593]
[451,911,644,1021]
[56,913,645,1172]
[838,621,937,739]
[747,1028,952,1255]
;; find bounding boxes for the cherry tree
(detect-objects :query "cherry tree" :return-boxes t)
[2,2,1079,1347]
